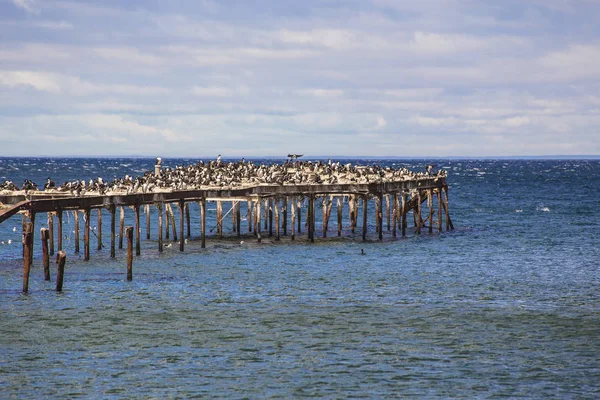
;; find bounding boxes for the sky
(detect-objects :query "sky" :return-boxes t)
[0,0,599,157]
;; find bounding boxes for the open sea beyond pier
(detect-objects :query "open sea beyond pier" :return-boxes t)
[1,157,599,398]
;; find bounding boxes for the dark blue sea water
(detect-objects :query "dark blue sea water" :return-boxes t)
[1,157,599,398]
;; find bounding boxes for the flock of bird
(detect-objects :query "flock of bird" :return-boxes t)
[1,157,446,196]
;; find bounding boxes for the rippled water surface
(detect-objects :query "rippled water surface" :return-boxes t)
[1,158,600,398]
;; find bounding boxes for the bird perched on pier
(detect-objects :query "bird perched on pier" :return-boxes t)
[44,178,56,190]
[156,157,162,165]
[288,154,303,160]
[426,164,436,175]
[216,154,222,165]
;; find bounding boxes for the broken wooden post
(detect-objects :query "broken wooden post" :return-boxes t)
[56,251,66,292]
[167,203,177,242]
[22,222,32,293]
[126,226,133,281]
[110,204,116,258]
[41,228,50,281]
[48,212,54,256]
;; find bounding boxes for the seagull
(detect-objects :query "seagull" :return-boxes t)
[425,164,436,175]
[288,154,303,160]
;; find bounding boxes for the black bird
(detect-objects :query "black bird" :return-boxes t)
[44,177,56,190]
[425,164,436,175]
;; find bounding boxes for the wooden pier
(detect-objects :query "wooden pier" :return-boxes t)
[0,160,453,292]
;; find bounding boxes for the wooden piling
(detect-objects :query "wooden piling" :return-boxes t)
[110,204,116,258]
[28,211,35,266]
[309,193,315,243]
[179,201,185,252]
[232,201,236,233]
[200,199,206,248]
[275,198,280,241]
[416,191,422,235]
[74,210,80,253]
[264,199,269,231]
[402,192,407,237]
[165,203,170,240]
[282,197,288,236]
[268,198,273,237]
[41,228,50,281]
[48,212,54,256]
[186,203,191,238]
[392,193,398,238]
[375,196,380,234]
[168,203,177,241]
[337,198,342,236]
[377,194,383,241]
[56,251,66,292]
[428,188,434,234]
[57,209,63,252]
[22,222,32,293]
[135,205,141,256]
[247,199,252,233]
[349,195,355,233]
[297,198,302,233]
[84,208,90,261]
[253,199,258,236]
[438,189,443,232]
[236,201,241,238]
[291,196,296,240]
[256,199,262,243]
[217,201,223,239]
[126,226,133,281]
[97,208,103,250]
[119,206,125,249]
[443,186,454,230]
[324,195,333,238]
[146,204,151,239]
[157,203,163,252]
[385,194,391,231]
[362,195,368,242]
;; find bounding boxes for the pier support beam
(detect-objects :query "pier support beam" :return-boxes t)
[282,197,288,236]
[157,203,163,252]
[56,251,66,292]
[126,226,133,281]
[135,205,141,256]
[217,201,223,239]
[362,195,368,241]
[84,208,90,261]
[402,192,407,237]
[110,204,116,258]
[236,201,241,238]
[200,199,206,248]
[290,196,296,240]
[48,212,54,256]
[22,222,32,293]
[41,228,50,281]
[392,193,398,239]
[186,203,191,238]
[275,198,280,241]
[377,194,383,241]
[256,199,262,243]
[297,198,302,233]
[119,206,125,249]
[74,210,80,253]
[97,208,103,250]
[247,199,252,233]
[386,194,391,231]
[57,209,63,252]
[337,198,343,236]
[146,204,151,240]
[179,201,185,252]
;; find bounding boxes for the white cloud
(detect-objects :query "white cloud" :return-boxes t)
[12,0,39,14]
[297,89,344,98]
[191,86,250,97]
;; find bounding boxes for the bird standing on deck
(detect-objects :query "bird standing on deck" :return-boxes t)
[426,164,436,175]
[44,178,56,190]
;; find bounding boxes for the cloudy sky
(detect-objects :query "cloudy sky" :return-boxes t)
[1,0,599,157]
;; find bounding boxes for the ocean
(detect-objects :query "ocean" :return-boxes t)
[1,157,599,398]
